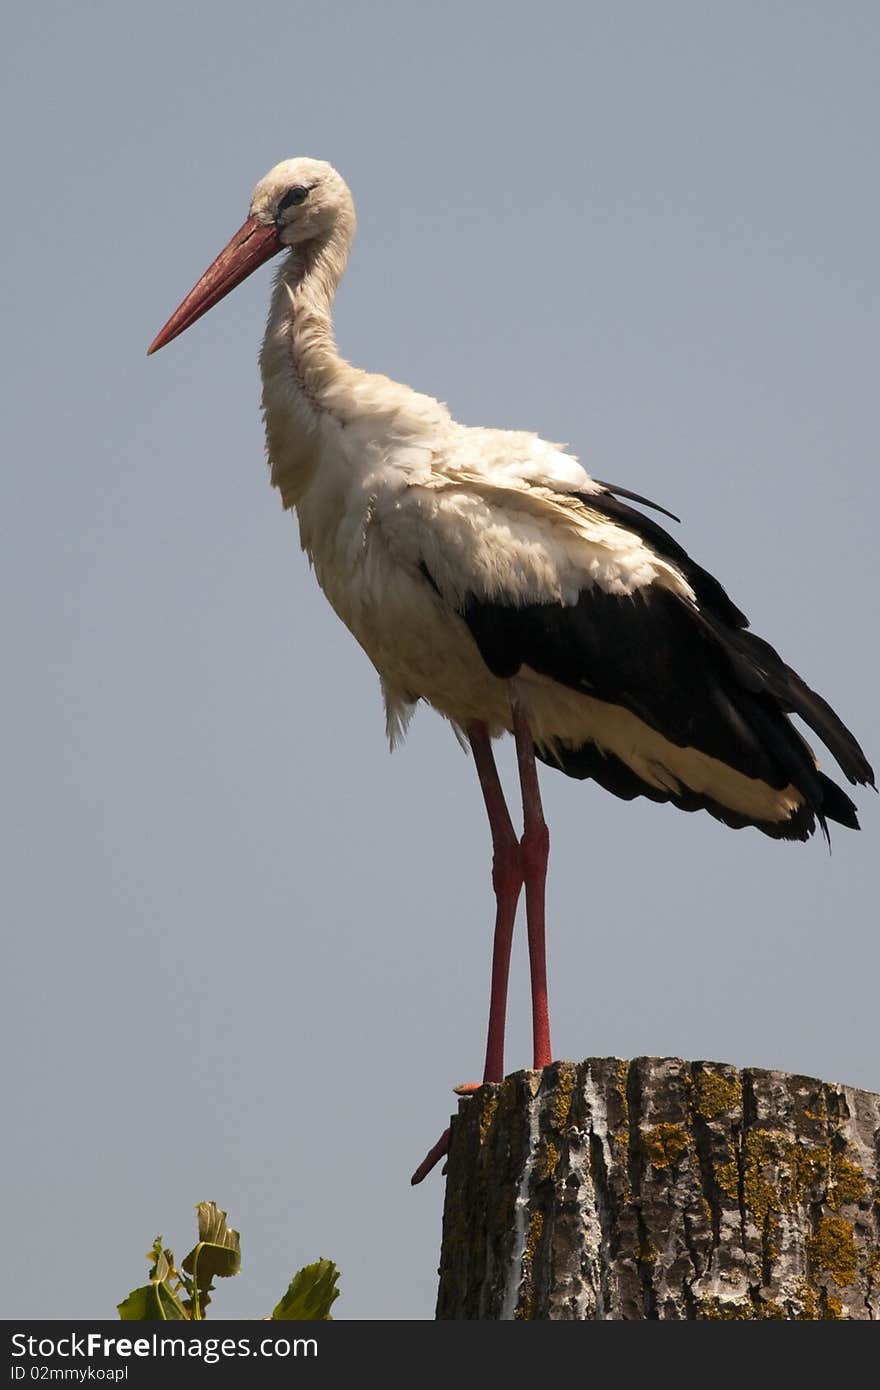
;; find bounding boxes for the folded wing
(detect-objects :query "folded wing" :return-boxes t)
[414,476,873,842]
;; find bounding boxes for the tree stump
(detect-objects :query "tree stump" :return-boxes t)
[436,1058,880,1319]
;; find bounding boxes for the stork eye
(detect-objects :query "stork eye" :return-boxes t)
[278,185,310,214]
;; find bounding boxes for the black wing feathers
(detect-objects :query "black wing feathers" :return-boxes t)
[534,740,822,841]
[434,485,873,841]
[576,490,749,629]
[592,479,681,524]
[694,612,873,787]
[463,584,811,794]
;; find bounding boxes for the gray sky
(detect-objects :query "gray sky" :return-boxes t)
[2,1,877,1321]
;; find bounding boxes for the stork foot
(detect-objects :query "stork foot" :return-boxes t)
[410,1128,450,1185]
[411,1081,487,1184]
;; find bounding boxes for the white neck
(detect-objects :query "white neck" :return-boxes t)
[260,212,449,517]
[282,225,352,395]
[260,219,357,506]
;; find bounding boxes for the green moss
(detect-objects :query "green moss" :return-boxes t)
[809,1216,858,1287]
[694,1070,742,1120]
[642,1123,688,1170]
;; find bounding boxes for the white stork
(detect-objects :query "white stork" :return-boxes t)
[149,158,874,1183]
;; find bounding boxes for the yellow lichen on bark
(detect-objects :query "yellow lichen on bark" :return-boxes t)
[826,1154,868,1209]
[809,1216,858,1287]
[642,1122,689,1169]
[477,1091,498,1147]
[694,1069,742,1120]
[542,1140,560,1180]
[515,1211,545,1320]
[552,1063,576,1133]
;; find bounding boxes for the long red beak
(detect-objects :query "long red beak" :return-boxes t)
[147,215,282,355]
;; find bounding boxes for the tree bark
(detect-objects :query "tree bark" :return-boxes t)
[436,1057,880,1319]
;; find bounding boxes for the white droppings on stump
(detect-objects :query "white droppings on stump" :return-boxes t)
[437,1058,880,1319]
[500,1072,543,1320]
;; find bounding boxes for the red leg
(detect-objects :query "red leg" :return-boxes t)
[470,722,523,1083]
[410,1127,451,1186]
[411,722,523,1185]
[512,704,552,1070]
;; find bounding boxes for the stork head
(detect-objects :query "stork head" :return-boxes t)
[148,157,354,355]
[250,157,354,248]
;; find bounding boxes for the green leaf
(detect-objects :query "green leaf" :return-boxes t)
[272,1260,340,1321]
[182,1201,242,1285]
[147,1238,173,1284]
[194,1202,241,1260]
[118,1281,188,1321]
[181,1202,241,1314]
[118,1234,190,1320]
